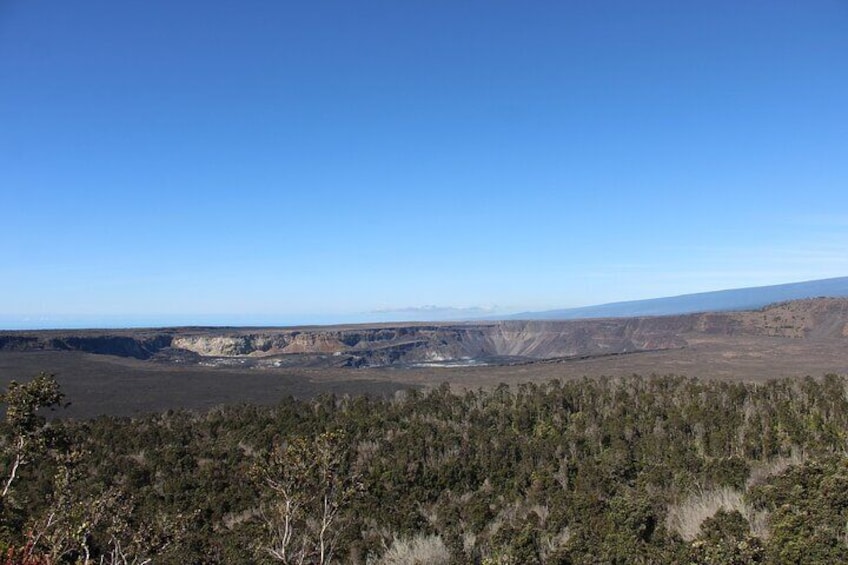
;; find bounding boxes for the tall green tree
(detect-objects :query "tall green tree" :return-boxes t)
[1,373,64,503]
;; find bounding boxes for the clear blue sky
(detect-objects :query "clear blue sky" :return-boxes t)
[2,1,847,328]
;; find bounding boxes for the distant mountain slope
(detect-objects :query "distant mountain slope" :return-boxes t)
[511,276,848,320]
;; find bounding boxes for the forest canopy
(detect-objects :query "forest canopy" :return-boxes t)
[1,373,847,564]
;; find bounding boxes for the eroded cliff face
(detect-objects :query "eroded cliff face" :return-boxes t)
[167,319,690,366]
[478,318,693,359]
[171,327,438,358]
[0,333,172,359]
[170,335,274,356]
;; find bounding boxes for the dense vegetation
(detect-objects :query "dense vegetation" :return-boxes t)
[2,372,848,563]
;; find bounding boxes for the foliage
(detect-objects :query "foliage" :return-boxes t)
[252,430,363,564]
[687,509,766,564]
[2,373,848,563]
[0,373,64,501]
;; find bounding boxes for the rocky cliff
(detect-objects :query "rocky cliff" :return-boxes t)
[166,318,690,364]
[0,332,173,359]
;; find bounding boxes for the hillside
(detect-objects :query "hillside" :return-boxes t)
[2,298,848,369]
[510,276,848,320]
[2,298,848,419]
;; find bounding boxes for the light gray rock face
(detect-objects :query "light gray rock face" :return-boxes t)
[166,319,690,364]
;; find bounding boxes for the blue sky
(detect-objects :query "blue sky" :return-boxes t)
[2,1,847,328]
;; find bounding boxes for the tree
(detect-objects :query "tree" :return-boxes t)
[253,430,363,564]
[0,373,64,503]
